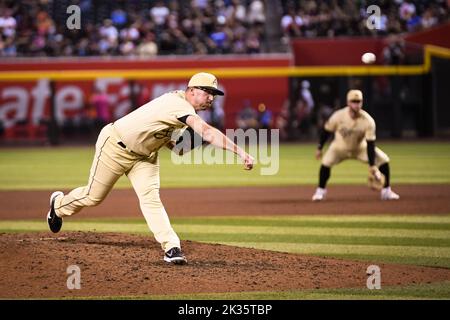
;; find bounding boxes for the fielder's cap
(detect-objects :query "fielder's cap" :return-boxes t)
[188,72,224,96]
[347,89,363,101]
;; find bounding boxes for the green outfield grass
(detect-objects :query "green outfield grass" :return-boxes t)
[1,142,450,190]
[2,215,450,299]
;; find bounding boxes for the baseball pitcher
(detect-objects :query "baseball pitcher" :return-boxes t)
[312,89,400,201]
[46,72,255,265]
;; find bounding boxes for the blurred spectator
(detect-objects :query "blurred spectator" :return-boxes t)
[229,0,247,23]
[0,8,16,38]
[99,18,118,43]
[120,23,140,43]
[317,82,333,107]
[236,100,259,130]
[383,35,406,65]
[248,0,265,24]
[245,29,261,53]
[299,80,314,116]
[281,7,303,39]
[1,35,15,56]
[150,1,170,26]
[89,86,111,131]
[292,80,315,137]
[406,13,422,32]
[137,32,158,57]
[99,19,118,55]
[111,8,127,28]
[399,1,416,21]
[257,103,273,130]
[192,0,209,10]
[36,10,55,36]
[275,101,289,141]
[209,20,231,54]
[421,8,438,29]
[231,30,246,53]
[120,39,135,56]
[295,98,311,137]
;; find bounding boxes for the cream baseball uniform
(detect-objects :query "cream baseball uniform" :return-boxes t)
[54,90,196,251]
[321,106,389,167]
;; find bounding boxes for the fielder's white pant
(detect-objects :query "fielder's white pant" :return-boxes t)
[54,123,180,252]
[321,142,390,167]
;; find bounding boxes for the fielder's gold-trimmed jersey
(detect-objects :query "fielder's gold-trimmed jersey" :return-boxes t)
[324,106,376,150]
[113,90,196,156]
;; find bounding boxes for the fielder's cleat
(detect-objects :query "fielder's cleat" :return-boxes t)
[381,187,400,200]
[312,187,327,201]
[164,247,187,265]
[47,191,64,233]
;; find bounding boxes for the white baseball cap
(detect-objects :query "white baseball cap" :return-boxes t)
[188,72,224,96]
[347,89,363,101]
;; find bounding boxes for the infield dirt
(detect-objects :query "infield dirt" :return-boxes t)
[1,231,450,299]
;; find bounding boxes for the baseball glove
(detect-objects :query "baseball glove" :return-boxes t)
[368,166,385,191]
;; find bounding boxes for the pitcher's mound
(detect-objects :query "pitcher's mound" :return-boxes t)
[1,232,449,298]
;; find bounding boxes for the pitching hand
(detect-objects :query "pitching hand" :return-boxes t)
[242,153,255,170]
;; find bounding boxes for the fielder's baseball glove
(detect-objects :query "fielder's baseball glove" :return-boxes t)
[368,166,385,191]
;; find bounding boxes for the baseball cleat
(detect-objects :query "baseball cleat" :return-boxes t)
[312,187,327,201]
[47,191,64,233]
[164,247,187,265]
[381,187,400,200]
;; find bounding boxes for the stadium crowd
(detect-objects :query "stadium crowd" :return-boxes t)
[0,0,266,57]
[0,0,448,58]
[281,0,448,40]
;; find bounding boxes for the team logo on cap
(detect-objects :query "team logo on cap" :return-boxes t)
[212,78,218,87]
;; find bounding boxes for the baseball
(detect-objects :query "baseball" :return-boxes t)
[362,52,376,64]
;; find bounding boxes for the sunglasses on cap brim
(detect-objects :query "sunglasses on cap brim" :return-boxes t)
[350,100,362,103]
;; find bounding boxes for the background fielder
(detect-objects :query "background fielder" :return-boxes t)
[46,72,255,265]
[312,89,400,201]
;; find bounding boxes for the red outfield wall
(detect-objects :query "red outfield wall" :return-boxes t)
[291,37,386,66]
[0,56,290,139]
